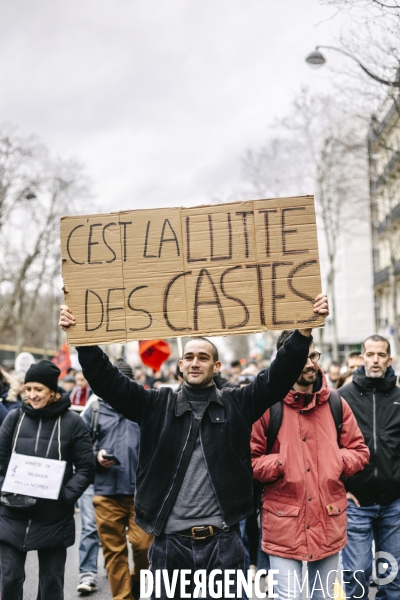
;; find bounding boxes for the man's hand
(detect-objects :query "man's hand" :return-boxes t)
[97,449,116,468]
[346,491,360,507]
[298,293,329,337]
[59,305,76,331]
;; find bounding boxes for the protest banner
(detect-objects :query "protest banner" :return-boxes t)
[61,195,323,345]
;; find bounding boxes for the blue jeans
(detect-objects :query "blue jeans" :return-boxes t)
[268,553,339,600]
[148,526,246,600]
[79,484,99,576]
[342,498,400,600]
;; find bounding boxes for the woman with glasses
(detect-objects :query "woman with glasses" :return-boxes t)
[251,330,369,600]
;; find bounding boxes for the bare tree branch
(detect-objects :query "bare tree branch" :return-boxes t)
[0,127,92,353]
[242,89,369,358]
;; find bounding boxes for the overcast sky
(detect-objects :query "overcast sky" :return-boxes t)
[0,1,346,212]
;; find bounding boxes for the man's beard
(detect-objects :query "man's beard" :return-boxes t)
[297,367,318,387]
[365,367,384,378]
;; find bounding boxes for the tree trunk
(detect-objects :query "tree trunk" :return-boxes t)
[327,263,339,361]
[14,298,24,357]
[388,255,399,355]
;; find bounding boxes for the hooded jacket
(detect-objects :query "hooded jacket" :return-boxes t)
[340,365,400,506]
[82,399,140,496]
[0,394,95,551]
[251,368,369,561]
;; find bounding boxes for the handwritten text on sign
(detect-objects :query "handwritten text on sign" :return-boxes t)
[2,454,67,500]
[61,196,323,345]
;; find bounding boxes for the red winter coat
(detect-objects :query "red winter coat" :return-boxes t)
[251,369,369,561]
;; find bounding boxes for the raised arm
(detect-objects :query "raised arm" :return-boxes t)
[59,306,156,425]
[238,293,329,423]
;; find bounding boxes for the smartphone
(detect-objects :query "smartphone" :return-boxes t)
[102,453,121,465]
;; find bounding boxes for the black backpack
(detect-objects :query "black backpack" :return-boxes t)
[265,390,343,454]
[88,397,101,446]
[253,391,343,512]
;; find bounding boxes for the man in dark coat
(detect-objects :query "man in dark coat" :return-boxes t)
[60,294,328,599]
[340,334,400,600]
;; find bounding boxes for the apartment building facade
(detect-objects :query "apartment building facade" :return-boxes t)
[369,90,400,353]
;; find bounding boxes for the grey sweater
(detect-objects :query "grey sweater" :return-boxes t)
[163,385,224,533]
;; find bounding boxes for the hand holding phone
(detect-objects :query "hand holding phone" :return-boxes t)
[97,449,121,467]
[102,453,121,465]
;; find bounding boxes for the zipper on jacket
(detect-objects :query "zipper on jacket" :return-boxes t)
[373,391,378,477]
[199,425,226,522]
[22,518,32,551]
[151,418,193,534]
[34,418,42,455]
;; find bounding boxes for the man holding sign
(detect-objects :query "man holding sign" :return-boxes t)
[60,291,328,599]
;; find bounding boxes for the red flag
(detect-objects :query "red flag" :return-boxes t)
[52,341,71,379]
[139,340,171,371]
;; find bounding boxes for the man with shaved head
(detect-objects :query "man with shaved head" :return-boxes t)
[60,295,328,600]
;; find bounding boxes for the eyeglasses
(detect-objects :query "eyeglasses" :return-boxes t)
[307,351,321,364]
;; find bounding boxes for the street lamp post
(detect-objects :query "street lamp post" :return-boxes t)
[305,45,400,87]
[306,44,400,352]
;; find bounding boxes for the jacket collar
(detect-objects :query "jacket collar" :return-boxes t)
[175,383,223,417]
[22,393,71,419]
[352,365,397,392]
[284,367,330,410]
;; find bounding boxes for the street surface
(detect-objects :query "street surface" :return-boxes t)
[24,513,110,600]
[23,514,377,599]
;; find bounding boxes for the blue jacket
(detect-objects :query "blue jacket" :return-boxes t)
[82,399,140,496]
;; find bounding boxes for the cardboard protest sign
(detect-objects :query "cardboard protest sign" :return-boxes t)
[61,195,323,345]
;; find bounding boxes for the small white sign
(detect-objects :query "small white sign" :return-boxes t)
[2,453,67,500]
[14,352,36,373]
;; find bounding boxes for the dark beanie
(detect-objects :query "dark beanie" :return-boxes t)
[113,358,134,380]
[25,360,60,392]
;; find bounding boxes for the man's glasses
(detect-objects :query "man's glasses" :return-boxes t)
[307,351,321,364]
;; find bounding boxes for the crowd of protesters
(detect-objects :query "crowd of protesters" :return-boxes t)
[0,295,400,600]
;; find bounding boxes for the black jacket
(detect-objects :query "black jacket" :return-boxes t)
[213,373,237,390]
[82,400,140,496]
[0,387,21,426]
[340,366,400,506]
[77,330,310,535]
[0,395,95,551]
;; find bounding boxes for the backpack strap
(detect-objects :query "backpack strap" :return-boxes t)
[265,392,343,454]
[89,398,100,446]
[328,390,343,447]
[266,401,284,454]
